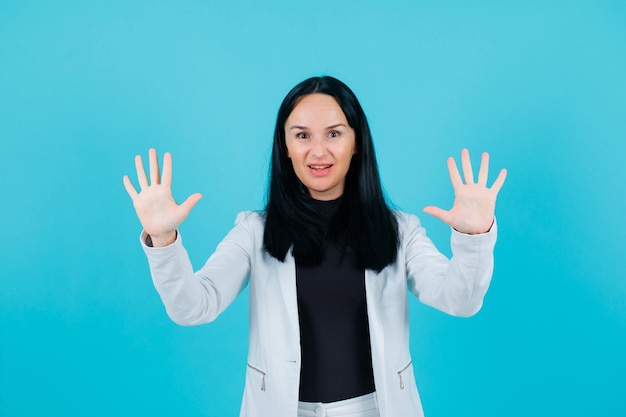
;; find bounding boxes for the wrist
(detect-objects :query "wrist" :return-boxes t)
[453,218,494,235]
[147,231,177,247]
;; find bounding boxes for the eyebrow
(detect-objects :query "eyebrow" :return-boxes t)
[289,123,348,131]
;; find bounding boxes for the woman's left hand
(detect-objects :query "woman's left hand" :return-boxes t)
[423,149,507,234]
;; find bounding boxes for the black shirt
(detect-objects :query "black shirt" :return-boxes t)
[296,198,375,402]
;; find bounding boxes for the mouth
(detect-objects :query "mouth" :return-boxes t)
[307,164,333,177]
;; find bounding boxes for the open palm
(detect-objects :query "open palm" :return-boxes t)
[423,149,507,234]
[123,149,202,246]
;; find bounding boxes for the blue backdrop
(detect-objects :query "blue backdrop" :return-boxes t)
[1,1,625,416]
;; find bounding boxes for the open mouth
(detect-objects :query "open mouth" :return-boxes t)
[308,164,333,176]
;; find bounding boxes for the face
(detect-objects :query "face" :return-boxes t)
[285,94,357,201]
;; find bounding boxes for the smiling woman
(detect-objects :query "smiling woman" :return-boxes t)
[123,76,506,417]
[285,94,357,201]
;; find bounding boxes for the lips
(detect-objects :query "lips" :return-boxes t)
[308,164,333,177]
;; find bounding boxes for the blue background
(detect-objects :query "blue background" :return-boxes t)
[1,1,625,416]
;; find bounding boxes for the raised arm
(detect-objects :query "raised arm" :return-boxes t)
[123,148,202,246]
[405,149,506,316]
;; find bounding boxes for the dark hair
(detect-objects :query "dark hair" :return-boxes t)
[263,76,398,272]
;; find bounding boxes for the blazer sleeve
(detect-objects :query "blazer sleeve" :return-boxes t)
[141,212,254,326]
[402,213,497,317]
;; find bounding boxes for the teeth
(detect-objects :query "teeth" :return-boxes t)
[310,165,331,170]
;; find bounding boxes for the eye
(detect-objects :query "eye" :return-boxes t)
[328,130,340,138]
[296,132,309,139]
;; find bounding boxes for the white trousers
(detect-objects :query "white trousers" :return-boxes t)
[297,392,380,417]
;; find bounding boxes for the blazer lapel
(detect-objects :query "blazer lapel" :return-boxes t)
[276,251,300,338]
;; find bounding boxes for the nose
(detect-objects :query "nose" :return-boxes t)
[310,137,327,158]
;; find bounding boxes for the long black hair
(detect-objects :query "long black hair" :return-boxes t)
[263,76,399,272]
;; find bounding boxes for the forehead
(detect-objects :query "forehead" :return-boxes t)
[286,94,347,126]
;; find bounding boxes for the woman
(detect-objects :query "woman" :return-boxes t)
[123,76,507,417]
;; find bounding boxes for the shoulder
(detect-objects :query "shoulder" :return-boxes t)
[215,211,266,255]
[391,210,431,250]
[392,210,423,232]
[234,210,264,225]
[232,211,266,235]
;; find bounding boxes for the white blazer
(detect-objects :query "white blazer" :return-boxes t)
[142,211,497,417]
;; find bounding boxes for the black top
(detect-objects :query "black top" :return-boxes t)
[296,198,375,403]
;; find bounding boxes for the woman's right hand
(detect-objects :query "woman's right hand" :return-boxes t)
[123,148,202,247]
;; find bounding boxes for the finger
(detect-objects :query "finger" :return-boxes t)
[180,193,203,214]
[490,168,508,194]
[447,157,463,189]
[423,206,450,224]
[149,148,160,185]
[477,152,489,186]
[161,152,172,188]
[135,154,149,189]
[122,175,138,199]
[461,148,474,184]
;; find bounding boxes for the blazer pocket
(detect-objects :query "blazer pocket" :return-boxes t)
[397,361,413,390]
[247,363,266,391]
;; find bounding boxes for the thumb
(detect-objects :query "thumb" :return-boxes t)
[180,193,203,214]
[423,206,449,224]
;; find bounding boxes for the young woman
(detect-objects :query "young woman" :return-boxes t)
[123,76,507,417]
